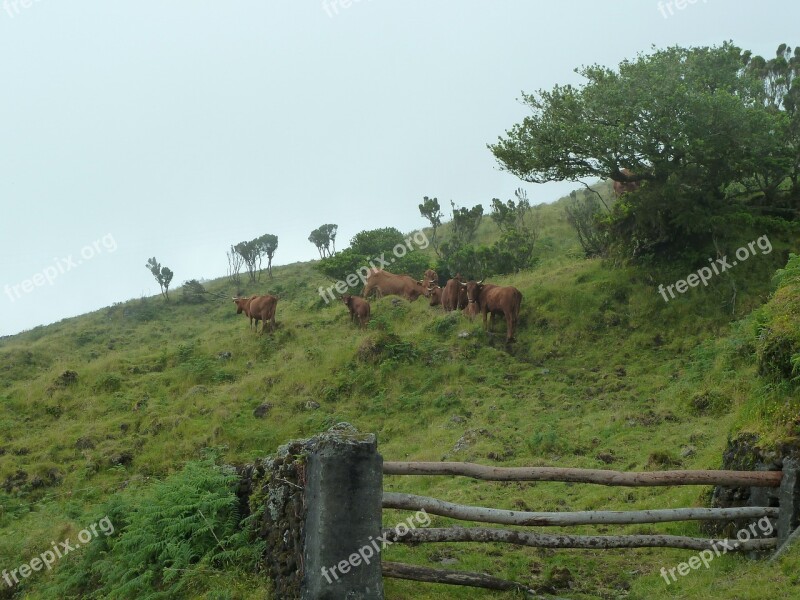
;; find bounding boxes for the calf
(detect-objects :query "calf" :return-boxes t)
[342,294,370,329]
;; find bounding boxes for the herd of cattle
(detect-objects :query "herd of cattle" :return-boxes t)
[232,268,523,342]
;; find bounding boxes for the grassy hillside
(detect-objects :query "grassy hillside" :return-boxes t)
[1,195,799,599]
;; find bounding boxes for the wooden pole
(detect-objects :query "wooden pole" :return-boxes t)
[382,527,778,551]
[383,461,783,487]
[383,492,780,526]
[382,562,539,596]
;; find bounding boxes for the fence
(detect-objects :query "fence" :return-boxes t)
[243,425,800,599]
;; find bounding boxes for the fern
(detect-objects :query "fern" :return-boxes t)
[36,459,262,600]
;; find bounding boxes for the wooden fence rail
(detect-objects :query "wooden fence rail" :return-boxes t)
[383,461,784,487]
[383,491,780,526]
[383,527,778,552]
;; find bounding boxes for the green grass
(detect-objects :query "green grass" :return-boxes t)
[1,197,799,599]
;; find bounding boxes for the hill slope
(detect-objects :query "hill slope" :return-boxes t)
[1,196,799,599]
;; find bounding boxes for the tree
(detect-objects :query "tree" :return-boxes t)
[418,196,443,257]
[448,201,483,249]
[565,190,608,257]
[234,240,261,283]
[181,279,208,304]
[145,257,174,301]
[308,224,338,258]
[226,245,243,287]
[489,43,789,257]
[234,234,279,282]
[743,44,800,196]
[259,234,279,279]
[484,189,539,272]
[350,227,406,257]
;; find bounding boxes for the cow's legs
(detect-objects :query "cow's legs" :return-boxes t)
[506,312,514,342]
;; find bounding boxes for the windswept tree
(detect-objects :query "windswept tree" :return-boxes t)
[448,201,483,249]
[234,234,279,282]
[259,233,279,279]
[418,196,443,257]
[308,224,338,258]
[145,257,174,300]
[234,240,261,283]
[438,202,484,279]
[743,44,800,197]
[490,42,794,258]
[226,245,244,287]
[488,188,539,271]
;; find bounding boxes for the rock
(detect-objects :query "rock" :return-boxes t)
[391,298,402,306]
[218,351,232,360]
[305,401,320,410]
[109,452,133,467]
[450,415,466,424]
[596,451,616,464]
[540,368,550,375]
[680,445,696,458]
[547,566,573,588]
[254,403,274,418]
[75,437,95,450]
[186,385,209,396]
[457,331,470,338]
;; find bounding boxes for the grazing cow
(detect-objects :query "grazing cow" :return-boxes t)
[612,168,640,197]
[233,294,277,333]
[362,269,425,302]
[233,296,258,330]
[420,268,438,297]
[342,294,370,328]
[428,285,443,307]
[249,294,278,334]
[441,274,465,312]
[463,280,523,342]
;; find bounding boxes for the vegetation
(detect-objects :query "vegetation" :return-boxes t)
[308,224,338,258]
[2,41,800,600]
[490,42,800,261]
[145,257,174,301]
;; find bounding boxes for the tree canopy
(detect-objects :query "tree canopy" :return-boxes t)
[490,42,800,258]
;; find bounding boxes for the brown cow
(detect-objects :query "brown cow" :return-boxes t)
[342,294,370,328]
[441,274,465,312]
[362,269,425,302]
[463,280,522,342]
[233,295,258,330]
[612,168,640,197]
[427,285,443,307]
[233,294,277,334]
[420,268,438,297]
[249,294,278,334]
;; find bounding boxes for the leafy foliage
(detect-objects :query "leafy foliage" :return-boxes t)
[418,196,443,257]
[40,459,262,600]
[490,42,799,259]
[308,224,338,258]
[145,257,174,300]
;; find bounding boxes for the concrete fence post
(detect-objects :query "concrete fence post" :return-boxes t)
[302,424,384,599]
[777,458,800,548]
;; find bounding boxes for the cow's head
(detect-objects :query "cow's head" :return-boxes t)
[419,269,438,297]
[341,293,353,307]
[463,280,484,304]
[428,285,442,306]
[233,297,246,314]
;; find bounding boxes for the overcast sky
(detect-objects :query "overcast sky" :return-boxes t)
[1,0,797,336]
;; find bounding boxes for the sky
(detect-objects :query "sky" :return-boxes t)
[1,0,798,337]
